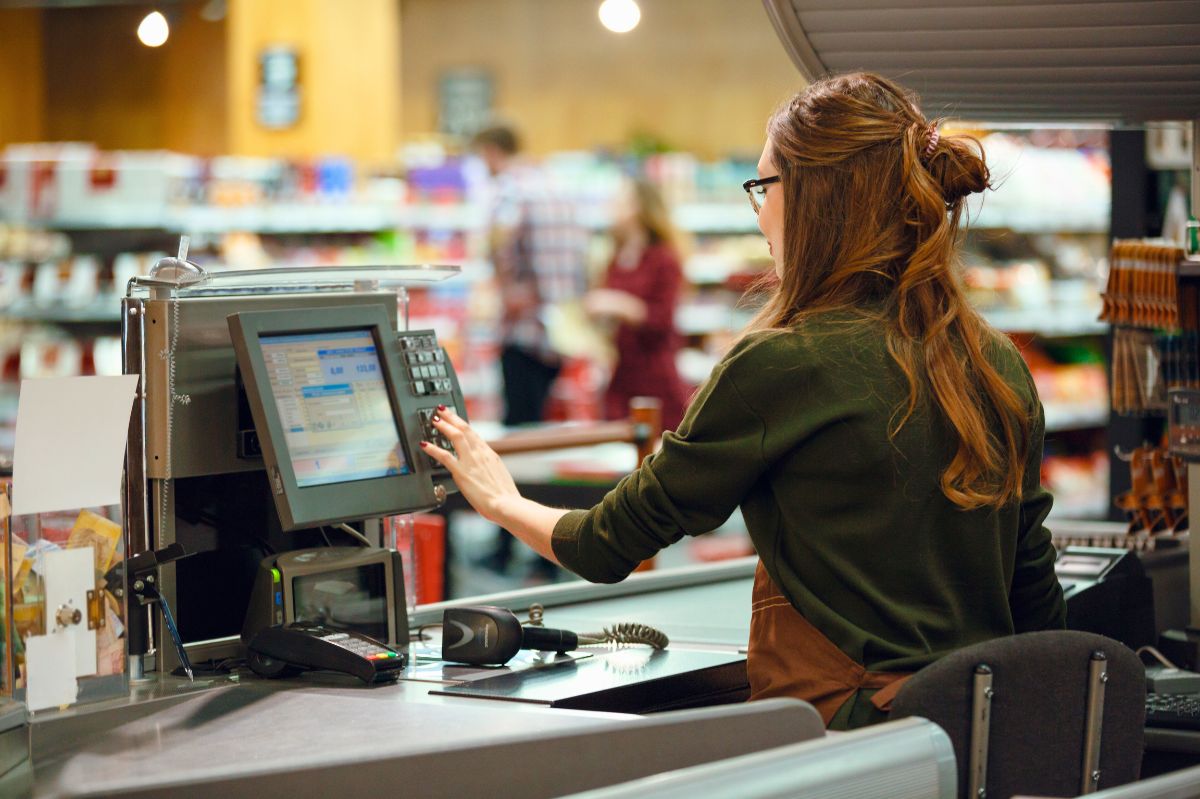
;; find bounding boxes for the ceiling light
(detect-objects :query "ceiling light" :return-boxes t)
[137,11,169,47]
[599,0,640,33]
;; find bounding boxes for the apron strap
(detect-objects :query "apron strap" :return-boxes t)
[865,672,912,712]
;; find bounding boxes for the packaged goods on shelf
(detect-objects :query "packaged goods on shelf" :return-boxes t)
[964,259,1052,310]
[1112,444,1188,538]
[962,131,1110,233]
[1011,337,1108,430]
[0,224,71,263]
[1102,241,1190,415]
[1043,451,1109,520]
[2,144,200,226]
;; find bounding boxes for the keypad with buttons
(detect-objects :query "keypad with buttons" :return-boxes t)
[420,405,460,470]
[398,333,455,397]
[397,330,465,477]
[398,328,463,479]
[319,631,404,662]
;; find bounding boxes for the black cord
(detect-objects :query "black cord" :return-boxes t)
[412,623,443,642]
[172,657,246,677]
[319,527,332,547]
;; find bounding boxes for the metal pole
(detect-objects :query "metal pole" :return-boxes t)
[968,664,994,799]
[1081,652,1109,794]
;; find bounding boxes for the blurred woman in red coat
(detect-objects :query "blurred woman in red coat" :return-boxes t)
[584,177,688,431]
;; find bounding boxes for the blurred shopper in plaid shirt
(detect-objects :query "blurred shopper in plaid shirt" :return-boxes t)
[472,124,589,576]
[473,124,589,427]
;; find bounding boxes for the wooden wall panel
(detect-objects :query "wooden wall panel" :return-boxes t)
[399,0,805,158]
[161,5,229,155]
[226,0,401,164]
[12,1,804,160]
[40,4,227,154]
[0,9,46,146]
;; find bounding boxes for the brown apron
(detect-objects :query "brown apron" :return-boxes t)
[748,561,912,725]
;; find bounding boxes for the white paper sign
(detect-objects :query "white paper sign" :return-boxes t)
[43,547,98,677]
[12,375,139,516]
[25,632,79,712]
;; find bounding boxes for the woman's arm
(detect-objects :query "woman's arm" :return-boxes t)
[422,332,788,582]
[583,288,647,325]
[421,406,568,564]
[1009,402,1067,632]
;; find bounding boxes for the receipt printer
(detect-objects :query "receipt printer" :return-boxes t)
[1055,546,1155,649]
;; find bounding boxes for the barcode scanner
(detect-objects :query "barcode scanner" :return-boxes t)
[441,606,578,666]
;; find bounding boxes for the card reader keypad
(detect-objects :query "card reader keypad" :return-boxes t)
[319,631,404,663]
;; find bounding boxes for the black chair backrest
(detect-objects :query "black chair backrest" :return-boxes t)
[890,630,1145,799]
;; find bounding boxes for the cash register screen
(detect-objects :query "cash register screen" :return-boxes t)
[260,330,409,487]
[291,563,389,642]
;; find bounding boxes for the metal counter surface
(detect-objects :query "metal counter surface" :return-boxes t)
[32,560,763,798]
[33,674,631,798]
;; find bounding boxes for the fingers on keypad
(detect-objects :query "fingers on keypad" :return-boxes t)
[419,406,459,469]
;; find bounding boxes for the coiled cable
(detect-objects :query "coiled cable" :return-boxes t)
[577,623,669,650]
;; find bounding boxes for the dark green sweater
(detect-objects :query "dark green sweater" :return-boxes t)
[552,320,1067,673]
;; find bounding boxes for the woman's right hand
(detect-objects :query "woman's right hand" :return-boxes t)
[422,406,569,566]
[421,405,521,524]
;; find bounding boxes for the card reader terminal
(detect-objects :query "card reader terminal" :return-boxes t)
[247,623,407,685]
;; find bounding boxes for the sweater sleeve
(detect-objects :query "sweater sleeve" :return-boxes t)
[552,333,777,583]
[1009,399,1068,632]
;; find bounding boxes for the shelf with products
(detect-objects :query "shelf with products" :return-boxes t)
[7,198,1112,239]
[0,137,1115,518]
[2,135,1110,237]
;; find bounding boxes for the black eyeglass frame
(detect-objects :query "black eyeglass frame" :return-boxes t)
[742,175,781,213]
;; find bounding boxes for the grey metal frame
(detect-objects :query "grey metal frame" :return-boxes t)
[1082,651,1110,795]
[135,291,402,671]
[961,648,1116,799]
[969,664,994,799]
[121,296,152,675]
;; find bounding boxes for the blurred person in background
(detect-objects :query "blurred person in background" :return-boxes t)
[585,177,688,431]
[473,123,589,576]
[472,124,589,427]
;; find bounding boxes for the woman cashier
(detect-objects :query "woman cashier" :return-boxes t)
[422,72,1067,731]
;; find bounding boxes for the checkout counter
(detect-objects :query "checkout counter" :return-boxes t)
[1,263,964,798]
[18,560,785,798]
[1,259,1194,798]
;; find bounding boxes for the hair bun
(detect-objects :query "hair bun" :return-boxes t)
[927,135,990,203]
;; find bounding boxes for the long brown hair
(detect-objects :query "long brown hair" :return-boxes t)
[616,177,682,253]
[752,72,1031,510]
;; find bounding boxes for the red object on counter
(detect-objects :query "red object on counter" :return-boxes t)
[412,513,445,604]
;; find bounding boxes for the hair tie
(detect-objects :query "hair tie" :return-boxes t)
[923,123,940,160]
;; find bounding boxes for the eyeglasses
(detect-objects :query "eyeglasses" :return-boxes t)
[742,175,781,214]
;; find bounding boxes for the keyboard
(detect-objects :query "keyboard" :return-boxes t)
[1145,692,1200,729]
